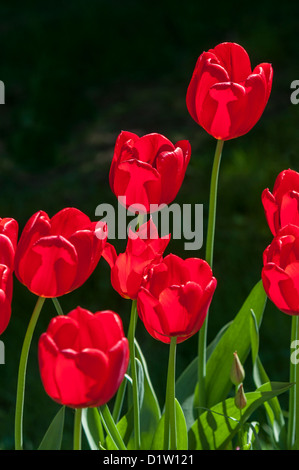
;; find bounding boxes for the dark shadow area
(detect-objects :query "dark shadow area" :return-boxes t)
[0,0,298,449]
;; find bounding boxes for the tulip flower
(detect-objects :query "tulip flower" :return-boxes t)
[0,218,18,335]
[14,207,107,298]
[137,253,217,344]
[38,306,129,408]
[109,131,191,213]
[103,218,170,300]
[262,224,299,315]
[186,42,273,141]
[262,169,299,236]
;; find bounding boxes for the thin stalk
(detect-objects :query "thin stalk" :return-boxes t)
[111,213,145,427]
[112,378,127,422]
[163,336,177,450]
[52,297,64,316]
[99,404,127,450]
[288,315,299,449]
[14,296,46,450]
[73,408,82,450]
[197,139,224,411]
[127,299,140,449]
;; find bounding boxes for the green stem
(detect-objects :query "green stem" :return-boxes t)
[73,408,82,450]
[197,139,224,411]
[52,297,64,316]
[14,296,46,450]
[111,213,145,428]
[127,299,141,450]
[99,404,127,450]
[163,336,177,450]
[112,377,127,423]
[288,315,299,449]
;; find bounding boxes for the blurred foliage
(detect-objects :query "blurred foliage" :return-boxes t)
[0,0,299,449]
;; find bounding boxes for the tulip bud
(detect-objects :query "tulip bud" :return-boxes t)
[230,351,245,386]
[234,384,247,410]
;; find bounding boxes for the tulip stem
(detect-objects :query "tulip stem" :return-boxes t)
[112,378,127,423]
[197,138,224,411]
[100,404,127,450]
[128,299,141,450]
[73,408,82,450]
[288,315,299,449]
[14,296,46,450]
[164,336,177,450]
[52,297,64,316]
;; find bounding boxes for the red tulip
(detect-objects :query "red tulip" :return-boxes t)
[38,306,129,408]
[103,219,170,300]
[262,169,299,236]
[14,208,107,298]
[137,253,217,344]
[262,224,299,315]
[0,218,18,335]
[186,42,273,140]
[109,131,191,212]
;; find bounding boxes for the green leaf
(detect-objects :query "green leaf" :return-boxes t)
[189,381,292,450]
[134,339,161,450]
[38,406,65,450]
[175,399,188,450]
[205,279,267,409]
[82,407,104,450]
[151,399,188,450]
[250,309,286,447]
[175,321,232,430]
[105,407,134,450]
[105,341,161,450]
[241,421,260,450]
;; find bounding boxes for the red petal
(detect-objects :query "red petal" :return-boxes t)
[211,42,252,82]
[133,133,174,165]
[113,159,162,212]
[262,188,279,236]
[22,235,78,297]
[50,207,92,239]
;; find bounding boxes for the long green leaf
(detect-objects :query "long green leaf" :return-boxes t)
[250,309,286,447]
[151,399,188,450]
[205,279,267,409]
[82,407,104,450]
[189,382,292,450]
[134,339,161,450]
[38,406,65,450]
[105,343,161,450]
[176,321,232,430]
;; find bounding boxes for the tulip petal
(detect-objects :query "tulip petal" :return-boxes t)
[262,263,293,313]
[50,207,92,238]
[186,53,230,125]
[0,265,13,335]
[23,235,78,297]
[133,133,174,165]
[262,188,279,236]
[53,348,108,408]
[94,337,129,406]
[204,82,246,140]
[156,148,185,204]
[102,242,118,268]
[211,42,252,82]
[113,159,162,212]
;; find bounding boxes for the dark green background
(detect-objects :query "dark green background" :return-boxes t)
[0,0,298,449]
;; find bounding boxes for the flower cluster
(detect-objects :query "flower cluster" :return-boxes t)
[262,170,299,315]
[2,41,279,451]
